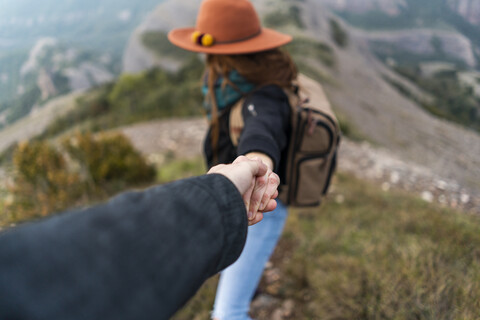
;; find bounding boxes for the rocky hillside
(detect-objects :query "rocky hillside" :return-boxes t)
[320,0,480,28]
[447,0,480,26]
[0,0,164,127]
[315,0,407,16]
[316,0,480,69]
[122,0,480,198]
[0,38,115,129]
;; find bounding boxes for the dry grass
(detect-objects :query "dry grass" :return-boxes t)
[173,172,480,319]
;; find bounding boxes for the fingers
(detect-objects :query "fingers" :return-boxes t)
[248,168,269,221]
[259,172,280,211]
[261,199,277,213]
[207,156,280,225]
[242,177,255,220]
[248,212,263,226]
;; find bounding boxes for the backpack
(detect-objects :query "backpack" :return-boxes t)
[229,73,341,207]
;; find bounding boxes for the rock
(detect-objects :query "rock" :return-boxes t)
[390,171,400,184]
[271,309,284,320]
[436,180,447,190]
[421,191,434,203]
[251,294,279,313]
[282,299,295,317]
[438,194,447,205]
[461,193,470,204]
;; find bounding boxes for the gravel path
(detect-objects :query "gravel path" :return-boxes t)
[119,117,479,214]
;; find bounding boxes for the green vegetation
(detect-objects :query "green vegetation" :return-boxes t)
[391,66,480,132]
[329,19,349,48]
[264,4,305,29]
[142,31,195,60]
[286,37,335,68]
[39,58,204,139]
[173,170,480,319]
[2,132,155,224]
[0,86,41,129]
[284,37,336,84]
[156,155,206,184]
[335,110,367,142]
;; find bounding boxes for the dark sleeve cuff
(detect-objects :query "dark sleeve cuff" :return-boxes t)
[237,135,281,173]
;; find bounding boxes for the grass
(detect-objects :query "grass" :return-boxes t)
[335,109,368,142]
[1,149,479,318]
[156,155,206,184]
[172,170,480,319]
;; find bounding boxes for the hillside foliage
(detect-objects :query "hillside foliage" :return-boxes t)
[39,58,204,139]
[392,66,480,131]
[2,132,155,224]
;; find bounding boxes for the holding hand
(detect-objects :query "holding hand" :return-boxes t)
[207,156,280,225]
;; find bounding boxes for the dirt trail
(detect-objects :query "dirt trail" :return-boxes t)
[119,117,479,214]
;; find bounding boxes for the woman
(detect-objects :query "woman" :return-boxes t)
[168,0,297,318]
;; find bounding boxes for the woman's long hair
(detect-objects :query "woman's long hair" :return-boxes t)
[204,48,298,160]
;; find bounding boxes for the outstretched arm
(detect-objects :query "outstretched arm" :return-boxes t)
[0,158,278,320]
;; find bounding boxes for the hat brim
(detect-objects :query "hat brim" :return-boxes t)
[168,27,292,54]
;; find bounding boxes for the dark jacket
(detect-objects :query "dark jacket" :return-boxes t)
[204,85,291,182]
[0,174,247,320]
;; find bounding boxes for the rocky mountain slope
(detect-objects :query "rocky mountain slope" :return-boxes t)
[447,0,480,26]
[0,0,164,125]
[315,0,407,16]
[319,0,480,27]
[122,0,480,198]
[317,0,480,69]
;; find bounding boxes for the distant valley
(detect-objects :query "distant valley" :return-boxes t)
[0,0,163,127]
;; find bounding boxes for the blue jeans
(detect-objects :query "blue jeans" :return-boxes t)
[211,201,288,320]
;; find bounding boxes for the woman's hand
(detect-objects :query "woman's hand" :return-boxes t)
[207,156,279,225]
[243,152,279,223]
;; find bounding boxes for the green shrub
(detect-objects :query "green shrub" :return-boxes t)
[6,140,84,220]
[393,65,480,132]
[142,31,195,60]
[286,37,335,68]
[63,132,155,186]
[4,132,155,224]
[330,18,349,48]
[264,5,305,29]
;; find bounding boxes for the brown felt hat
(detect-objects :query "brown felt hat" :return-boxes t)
[168,0,292,54]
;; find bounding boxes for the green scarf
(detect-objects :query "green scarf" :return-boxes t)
[202,70,255,117]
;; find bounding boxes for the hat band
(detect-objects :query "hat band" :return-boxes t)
[215,29,261,44]
[192,29,262,47]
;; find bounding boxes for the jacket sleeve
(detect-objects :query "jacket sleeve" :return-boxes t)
[0,174,247,320]
[237,85,291,173]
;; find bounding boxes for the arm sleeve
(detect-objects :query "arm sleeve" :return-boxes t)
[237,85,290,173]
[0,174,247,320]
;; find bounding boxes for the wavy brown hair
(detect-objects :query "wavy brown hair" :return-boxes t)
[204,48,297,160]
